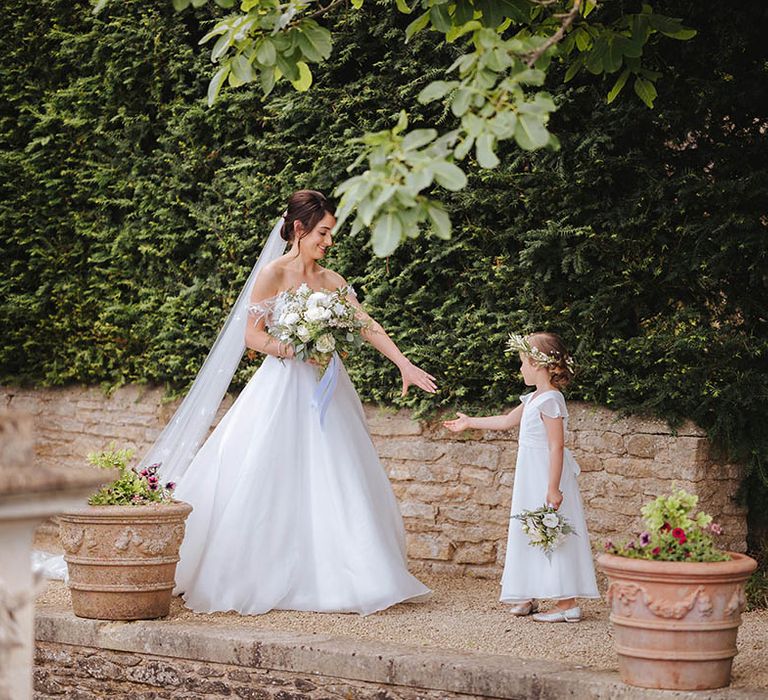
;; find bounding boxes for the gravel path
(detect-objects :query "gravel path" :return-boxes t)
[37,573,768,691]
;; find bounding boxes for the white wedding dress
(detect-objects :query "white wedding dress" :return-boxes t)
[173,348,431,615]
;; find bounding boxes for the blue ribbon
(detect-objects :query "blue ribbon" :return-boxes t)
[312,353,340,428]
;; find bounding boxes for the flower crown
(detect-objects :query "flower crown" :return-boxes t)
[506,333,575,373]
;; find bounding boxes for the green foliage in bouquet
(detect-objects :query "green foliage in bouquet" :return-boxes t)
[605,489,729,563]
[88,447,176,506]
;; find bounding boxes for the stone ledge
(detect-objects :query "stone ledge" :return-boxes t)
[35,610,765,700]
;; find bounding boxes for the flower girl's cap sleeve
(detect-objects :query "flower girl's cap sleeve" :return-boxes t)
[539,392,568,419]
[520,392,535,405]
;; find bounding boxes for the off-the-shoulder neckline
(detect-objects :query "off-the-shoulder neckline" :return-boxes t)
[251,284,355,305]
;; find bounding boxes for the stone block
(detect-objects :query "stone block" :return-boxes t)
[439,505,484,524]
[399,501,437,521]
[364,407,422,436]
[376,439,444,463]
[453,542,496,564]
[625,433,664,459]
[126,661,183,687]
[458,465,494,486]
[406,533,454,560]
[443,442,501,470]
[81,654,125,681]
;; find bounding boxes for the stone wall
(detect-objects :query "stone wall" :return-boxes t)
[2,385,748,577]
[34,643,480,700]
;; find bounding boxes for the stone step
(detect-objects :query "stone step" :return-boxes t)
[35,610,767,700]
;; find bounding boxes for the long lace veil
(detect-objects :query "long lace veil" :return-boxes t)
[140,216,286,484]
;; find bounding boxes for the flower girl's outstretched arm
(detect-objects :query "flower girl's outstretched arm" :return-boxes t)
[443,405,523,432]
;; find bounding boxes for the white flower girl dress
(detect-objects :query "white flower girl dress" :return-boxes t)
[500,390,599,602]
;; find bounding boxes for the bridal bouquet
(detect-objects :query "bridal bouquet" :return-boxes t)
[512,505,576,561]
[267,284,368,368]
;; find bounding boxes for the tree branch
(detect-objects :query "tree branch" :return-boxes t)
[526,0,584,68]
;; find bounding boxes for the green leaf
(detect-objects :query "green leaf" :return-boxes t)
[207,64,230,107]
[418,80,457,104]
[405,11,430,41]
[256,38,276,66]
[514,113,550,150]
[633,76,657,108]
[607,68,630,104]
[290,62,313,92]
[426,202,451,239]
[429,4,451,33]
[260,66,276,96]
[172,0,190,10]
[402,129,437,151]
[395,0,411,14]
[564,55,585,83]
[276,52,301,81]
[451,87,473,117]
[372,212,403,257]
[475,133,499,168]
[230,55,255,86]
[431,161,467,191]
[297,23,332,63]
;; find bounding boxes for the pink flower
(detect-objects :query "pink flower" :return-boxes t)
[640,531,651,546]
[709,523,723,535]
[165,481,176,491]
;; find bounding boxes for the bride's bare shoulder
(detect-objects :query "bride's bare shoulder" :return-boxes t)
[250,261,286,300]
[319,267,348,291]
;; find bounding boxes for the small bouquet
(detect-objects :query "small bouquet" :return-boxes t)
[512,504,576,561]
[604,489,729,563]
[267,284,369,370]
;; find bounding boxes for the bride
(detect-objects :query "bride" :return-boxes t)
[169,189,436,615]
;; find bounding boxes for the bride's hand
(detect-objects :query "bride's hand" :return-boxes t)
[399,361,437,396]
[443,412,472,432]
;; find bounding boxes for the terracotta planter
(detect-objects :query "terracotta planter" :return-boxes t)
[59,501,192,620]
[597,551,757,690]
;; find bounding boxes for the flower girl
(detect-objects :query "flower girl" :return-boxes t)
[444,332,598,622]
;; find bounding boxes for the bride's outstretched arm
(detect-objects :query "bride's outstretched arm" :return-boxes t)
[349,299,437,396]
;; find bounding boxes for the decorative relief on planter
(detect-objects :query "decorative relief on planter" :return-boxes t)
[607,582,713,619]
[725,586,746,617]
[60,527,98,554]
[113,526,183,556]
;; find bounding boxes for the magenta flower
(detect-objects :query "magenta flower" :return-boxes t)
[640,531,651,546]
[165,481,176,491]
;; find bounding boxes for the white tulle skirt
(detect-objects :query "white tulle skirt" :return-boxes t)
[173,355,430,615]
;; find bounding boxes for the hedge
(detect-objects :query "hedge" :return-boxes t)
[1,1,766,541]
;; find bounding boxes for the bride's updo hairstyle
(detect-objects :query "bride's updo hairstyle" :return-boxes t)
[281,190,335,244]
[527,332,574,390]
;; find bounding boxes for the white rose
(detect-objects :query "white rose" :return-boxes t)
[306,306,331,322]
[315,334,336,354]
[308,291,331,307]
[332,302,346,317]
[296,283,311,295]
[542,513,560,528]
[280,312,300,327]
[296,326,310,341]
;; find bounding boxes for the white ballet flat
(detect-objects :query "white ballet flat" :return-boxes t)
[508,599,539,616]
[532,606,582,623]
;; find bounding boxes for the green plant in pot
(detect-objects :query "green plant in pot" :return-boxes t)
[59,447,192,621]
[598,489,756,691]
